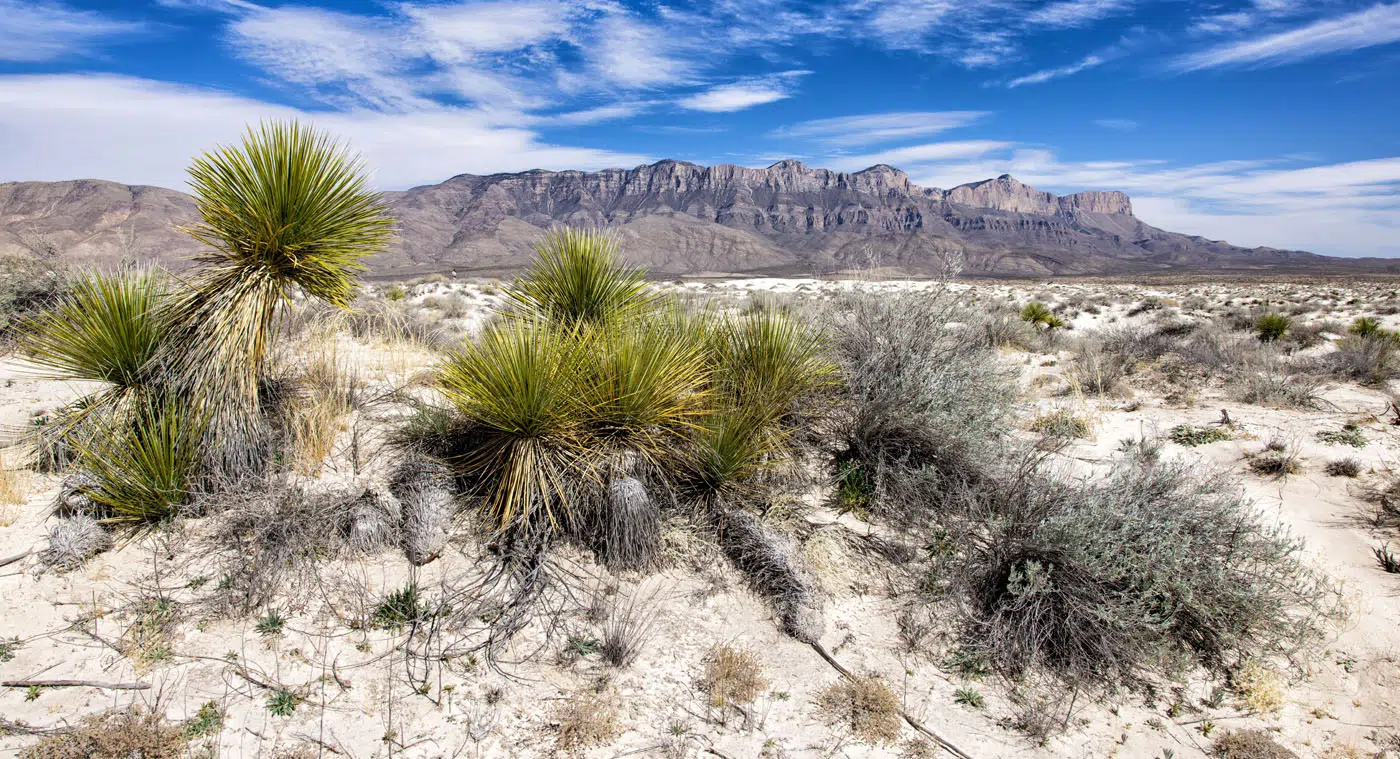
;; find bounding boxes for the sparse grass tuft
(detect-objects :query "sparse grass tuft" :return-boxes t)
[1376,544,1400,574]
[1325,457,1362,478]
[700,644,767,711]
[1248,441,1303,478]
[599,584,661,668]
[553,689,622,756]
[1029,409,1090,440]
[1233,659,1285,712]
[815,676,903,745]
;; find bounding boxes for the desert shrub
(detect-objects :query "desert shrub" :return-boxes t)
[1236,362,1321,409]
[1168,423,1232,447]
[1248,440,1302,478]
[1254,313,1291,342]
[1376,544,1400,573]
[1020,301,1064,330]
[1316,425,1366,447]
[553,690,622,755]
[1325,457,1362,477]
[700,644,767,710]
[384,285,406,302]
[816,676,902,745]
[1069,344,1126,394]
[0,254,69,344]
[824,292,1017,522]
[1212,729,1298,759]
[1029,409,1090,440]
[945,455,1333,696]
[19,706,187,759]
[1325,335,1399,385]
[981,309,1037,349]
[506,227,656,326]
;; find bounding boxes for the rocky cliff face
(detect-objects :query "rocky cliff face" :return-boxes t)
[0,159,1360,277]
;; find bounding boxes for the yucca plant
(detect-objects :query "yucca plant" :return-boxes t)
[1020,301,1064,330]
[436,318,593,535]
[711,309,837,417]
[1254,313,1290,342]
[14,268,171,465]
[579,313,711,464]
[14,267,168,390]
[682,406,790,502]
[74,396,202,526]
[1350,316,1384,338]
[158,120,393,469]
[505,228,655,327]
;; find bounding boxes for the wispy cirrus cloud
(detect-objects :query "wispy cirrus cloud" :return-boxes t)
[677,72,809,112]
[769,111,992,147]
[0,74,647,190]
[1007,53,1106,86]
[1026,0,1136,29]
[1094,118,1139,130]
[0,0,147,62]
[1174,3,1400,71]
[824,140,1014,171]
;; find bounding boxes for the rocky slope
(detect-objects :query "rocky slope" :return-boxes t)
[0,160,1387,277]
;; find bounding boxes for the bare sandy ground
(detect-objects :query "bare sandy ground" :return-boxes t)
[1,278,1398,758]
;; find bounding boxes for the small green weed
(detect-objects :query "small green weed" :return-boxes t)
[183,700,224,738]
[953,687,985,708]
[255,610,286,637]
[266,689,301,717]
[1316,425,1367,447]
[371,583,430,629]
[1168,424,1231,447]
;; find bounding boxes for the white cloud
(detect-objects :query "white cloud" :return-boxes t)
[825,141,1014,171]
[1093,118,1138,130]
[401,2,573,59]
[0,0,147,62]
[769,111,991,147]
[0,75,646,190]
[583,15,700,90]
[1026,0,1134,29]
[677,72,808,113]
[1007,54,1105,86]
[1175,3,1400,71]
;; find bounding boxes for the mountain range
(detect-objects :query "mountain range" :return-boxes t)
[1,159,1392,278]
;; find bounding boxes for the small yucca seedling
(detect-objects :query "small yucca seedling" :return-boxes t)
[953,686,985,709]
[255,610,285,637]
[1376,544,1400,574]
[371,583,429,629]
[1254,313,1290,342]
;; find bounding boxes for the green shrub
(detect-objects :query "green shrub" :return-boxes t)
[371,583,430,629]
[1316,425,1366,448]
[1030,409,1090,440]
[1168,424,1232,447]
[1254,313,1290,342]
[384,285,406,302]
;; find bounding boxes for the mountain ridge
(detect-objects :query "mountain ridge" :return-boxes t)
[1,159,1391,278]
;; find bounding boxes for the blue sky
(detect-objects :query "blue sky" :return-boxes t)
[1,0,1399,256]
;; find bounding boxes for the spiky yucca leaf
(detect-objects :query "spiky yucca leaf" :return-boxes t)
[579,314,711,462]
[505,228,655,326]
[181,120,394,308]
[75,397,202,525]
[14,268,167,389]
[711,310,836,416]
[436,319,594,533]
[684,406,790,499]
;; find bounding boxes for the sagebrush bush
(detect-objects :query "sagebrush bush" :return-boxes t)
[816,676,903,745]
[943,455,1334,696]
[825,292,1017,523]
[1324,335,1398,385]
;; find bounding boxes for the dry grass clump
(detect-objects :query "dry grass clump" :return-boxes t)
[1233,659,1285,712]
[1325,457,1362,477]
[700,644,767,710]
[18,706,188,759]
[553,689,622,756]
[286,347,356,476]
[815,676,903,745]
[1324,335,1400,386]
[1248,440,1303,478]
[38,514,111,570]
[1211,728,1299,758]
[1029,408,1091,441]
[0,452,31,506]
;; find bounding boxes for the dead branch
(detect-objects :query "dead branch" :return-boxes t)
[3,679,150,690]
